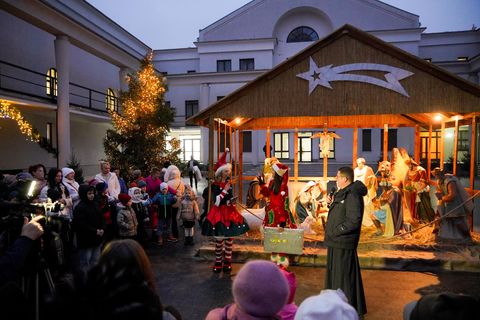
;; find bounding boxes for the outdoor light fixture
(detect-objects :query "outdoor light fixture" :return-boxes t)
[433,114,443,122]
[235,117,241,124]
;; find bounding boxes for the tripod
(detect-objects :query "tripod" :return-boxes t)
[21,251,56,320]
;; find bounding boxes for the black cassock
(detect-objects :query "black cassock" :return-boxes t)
[324,181,367,316]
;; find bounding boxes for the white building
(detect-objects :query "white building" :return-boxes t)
[153,0,480,167]
[1,0,478,175]
[0,0,149,175]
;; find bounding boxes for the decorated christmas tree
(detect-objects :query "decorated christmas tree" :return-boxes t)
[104,52,180,173]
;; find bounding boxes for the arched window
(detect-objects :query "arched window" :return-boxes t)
[105,88,118,112]
[46,68,58,97]
[286,26,319,43]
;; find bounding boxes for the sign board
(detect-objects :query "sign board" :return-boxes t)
[263,227,304,255]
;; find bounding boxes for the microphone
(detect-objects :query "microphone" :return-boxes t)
[329,187,336,198]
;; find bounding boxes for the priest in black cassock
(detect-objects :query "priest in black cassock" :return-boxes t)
[324,166,367,317]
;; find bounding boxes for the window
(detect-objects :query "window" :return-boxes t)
[46,68,57,97]
[239,58,254,71]
[187,70,196,73]
[46,122,53,143]
[216,60,231,72]
[185,100,199,120]
[219,131,231,151]
[105,88,118,112]
[287,26,319,43]
[274,132,289,159]
[362,129,372,152]
[181,136,201,161]
[420,130,440,161]
[380,129,398,151]
[243,131,252,152]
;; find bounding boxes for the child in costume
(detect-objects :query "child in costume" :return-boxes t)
[259,157,297,268]
[202,149,249,273]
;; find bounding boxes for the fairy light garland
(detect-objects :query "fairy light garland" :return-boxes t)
[0,100,41,142]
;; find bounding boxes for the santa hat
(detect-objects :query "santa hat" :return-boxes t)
[214,148,231,178]
[232,260,289,317]
[272,162,287,177]
[295,289,358,320]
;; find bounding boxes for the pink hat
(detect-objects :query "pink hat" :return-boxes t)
[232,260,289,317]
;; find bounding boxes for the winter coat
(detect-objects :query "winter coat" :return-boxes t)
[324,181,367,250]
[116,204,138,237]
[73,185,105,249]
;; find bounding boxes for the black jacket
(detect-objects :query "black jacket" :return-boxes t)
[73,185,105,249]
[324,181,367,249]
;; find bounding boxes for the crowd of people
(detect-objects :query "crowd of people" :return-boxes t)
[0,155,477,320]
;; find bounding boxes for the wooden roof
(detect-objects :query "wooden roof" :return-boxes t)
[188,24,480,129]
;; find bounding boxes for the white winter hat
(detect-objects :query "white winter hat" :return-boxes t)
[295,289,359,320]
[62,167,74,178]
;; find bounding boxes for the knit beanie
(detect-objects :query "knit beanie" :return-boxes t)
[137,180,147,188]
[294,289,358,320]
[232,260,289,317]
[62,167,75,179]
[96,182,108,193]
[160,182,168,190]
[118,193,131,206]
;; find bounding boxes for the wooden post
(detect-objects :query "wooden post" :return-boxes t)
[440,121,445,170]
[352,127,358,167]
[414,125,420,163]
[266,127,271,158]
[383,124,388,161]
[293,128,298,182]
[230,126,235,193]
[217,120,221,160]
[427,123,432,177]
[470,114,476,191]
[238,130,244,203]
[453,118,459,175]
[208,117,215,213]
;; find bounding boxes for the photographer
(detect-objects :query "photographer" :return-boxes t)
[0,215,44,286]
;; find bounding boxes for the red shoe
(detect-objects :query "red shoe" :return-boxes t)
[212,262,222,273]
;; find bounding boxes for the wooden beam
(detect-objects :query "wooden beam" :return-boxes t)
[440,121,445,170]
[266,127,271,158]
[352,127,358,167]
[294,128,298,182]
[427,123,432,177]
[470,114,476,191]
[414,125,420,163]
[238,130,244,203]
[208,117,215,214]
[383,124,388,161]
[453,118,459,175]
[400,114,424,126]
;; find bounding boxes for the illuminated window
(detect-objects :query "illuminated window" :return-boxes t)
[46,68,57,97]
[274,132,290,159]
[287,26,319,43]
[105,88,118,112]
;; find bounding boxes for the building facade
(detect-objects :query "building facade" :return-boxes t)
[0,0,149,175]
[153,0,480,167]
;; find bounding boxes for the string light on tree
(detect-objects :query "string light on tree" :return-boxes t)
[104,51,180,172]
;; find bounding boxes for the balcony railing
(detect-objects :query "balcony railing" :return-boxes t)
[0,60,119,113]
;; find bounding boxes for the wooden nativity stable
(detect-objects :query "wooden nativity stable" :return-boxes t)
[188,24,480,205]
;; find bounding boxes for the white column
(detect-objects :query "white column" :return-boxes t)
[200,83,210,163]
[119,67,129,92]
[54,35,71,167]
